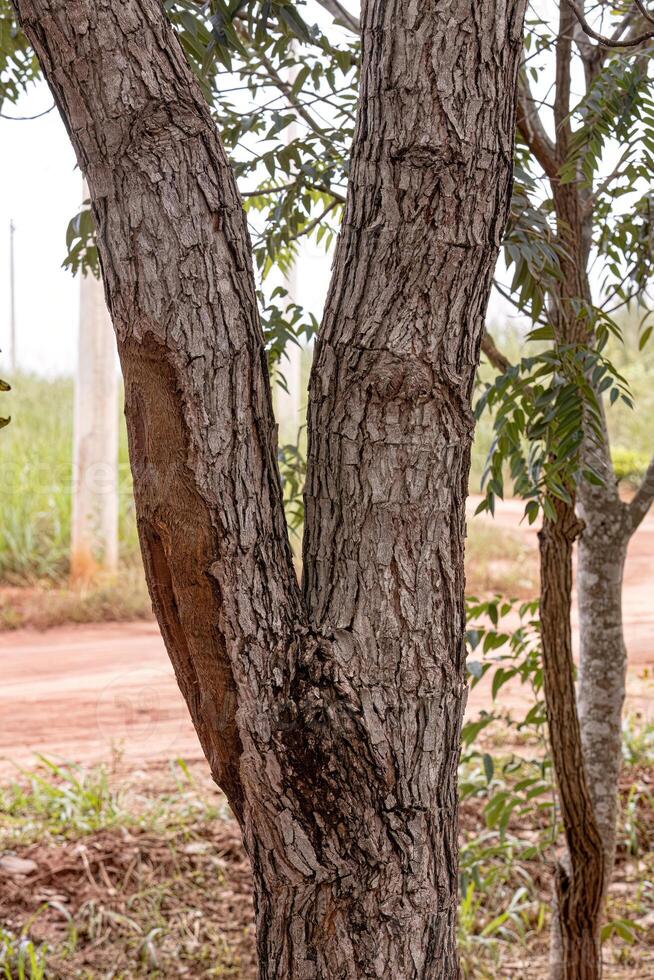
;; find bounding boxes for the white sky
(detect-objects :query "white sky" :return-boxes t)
[0,81,81,375]
[0,80,336,377]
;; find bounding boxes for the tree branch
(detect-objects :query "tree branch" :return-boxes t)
[555,3,576,161]
[568,0,654,48]
[481,332,514,374]
[241,180,347,204]
[254,46,329,137]
[286,199,339,242]
[633,0,654,25]
[314,0,360,34]
[583,149,631,214]
[15,0,308,819]
[516,68,558,178]
[628,453,654,530]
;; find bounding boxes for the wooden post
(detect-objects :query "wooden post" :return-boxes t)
[70,184,118,579]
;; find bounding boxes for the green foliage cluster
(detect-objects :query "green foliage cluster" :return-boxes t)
[475,334,632,522]
[476,14,654,517]
[459,594,653,965]
[0,0,38,109]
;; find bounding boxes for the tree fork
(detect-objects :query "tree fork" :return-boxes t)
[16,0,527,974]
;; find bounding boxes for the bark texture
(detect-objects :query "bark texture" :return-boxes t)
[576,424,629,879]
[537,11,607,975]
[539,497,605,980]
[16,0,526,975]
[531,7,653,976]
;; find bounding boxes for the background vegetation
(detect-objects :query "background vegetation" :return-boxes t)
[0,316,650,603]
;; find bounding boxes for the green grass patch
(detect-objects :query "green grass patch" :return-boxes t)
[0,373,139,584]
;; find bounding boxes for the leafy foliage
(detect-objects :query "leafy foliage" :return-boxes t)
[62,204,99,279]
[475,334,633,521]
[165,0,356,277]
[0,0,38,109]
[477,14,654,514]
[261,285,318,382]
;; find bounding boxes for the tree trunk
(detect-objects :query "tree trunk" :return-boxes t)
[15,0,526,974]
[540,10,607,973]
[577,428,654,884]
[539,497,605,980]
[576,423,630,888]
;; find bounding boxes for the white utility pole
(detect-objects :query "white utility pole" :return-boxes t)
[274,65,304,445]
[9,220,16,372]
[71,183,118,579]
[275,260,304,445]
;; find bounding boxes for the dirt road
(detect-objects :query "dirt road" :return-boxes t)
[1,500,652,773]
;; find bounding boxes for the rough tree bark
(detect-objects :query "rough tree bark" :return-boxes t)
[539,496,605,980]
[536,12,608,974]
[576,426,654,873]
[15,0,526,974]
[536,9,654,976]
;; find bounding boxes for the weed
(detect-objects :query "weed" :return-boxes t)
[0,928,46,980]
[622,714,654,767]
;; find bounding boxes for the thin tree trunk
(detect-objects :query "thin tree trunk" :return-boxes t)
[541,8,607,972]
[539,496,605,980]
[577,437,654,884]
[576,419,630,888]
[16,0,526,974]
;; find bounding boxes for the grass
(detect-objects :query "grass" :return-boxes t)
[0,758,250,979]
[0,928,47,980]
[0,373,151,629]
[0,327,649,625]
[0,720,652,978]
[0,567,152,631]
[0,373,139,584]
[0,756,229,847]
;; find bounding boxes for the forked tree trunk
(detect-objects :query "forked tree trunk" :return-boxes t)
[540,9,609,974]
[540,18,654,977]
[543,8,654,962]
[16,0,526,974]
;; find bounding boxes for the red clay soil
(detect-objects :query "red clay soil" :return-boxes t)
[0,499,652,773]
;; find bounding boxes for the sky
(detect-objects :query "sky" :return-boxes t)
[0,79,336,378]
[0,81,82,375]
[0,4,626,379]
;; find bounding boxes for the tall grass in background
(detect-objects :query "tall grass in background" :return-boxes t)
[0,373,139,583]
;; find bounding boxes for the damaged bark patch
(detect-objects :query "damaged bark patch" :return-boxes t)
[120,333,244,816]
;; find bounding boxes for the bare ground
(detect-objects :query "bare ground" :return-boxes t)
[0,759,652,978]
[0,499,652,977]
[0,498,651,772]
